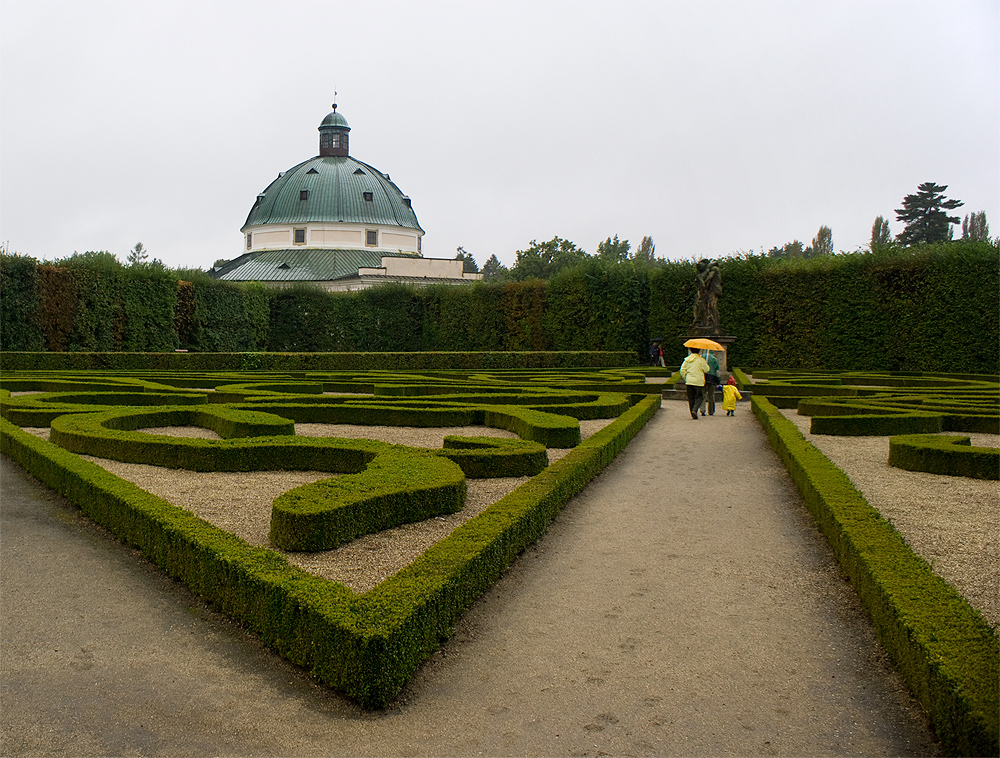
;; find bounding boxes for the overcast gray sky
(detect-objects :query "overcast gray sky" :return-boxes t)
[1,0,997,270]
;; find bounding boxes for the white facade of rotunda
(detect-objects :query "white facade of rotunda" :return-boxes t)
[243,223,421,254]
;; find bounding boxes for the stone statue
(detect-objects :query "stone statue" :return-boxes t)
[691,258,722,335]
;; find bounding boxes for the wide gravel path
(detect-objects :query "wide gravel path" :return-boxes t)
[0,401,942,756]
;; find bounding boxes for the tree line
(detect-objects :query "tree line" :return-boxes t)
[459,181,989,269]
[763,182,989,261]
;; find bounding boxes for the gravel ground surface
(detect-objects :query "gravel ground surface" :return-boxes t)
[778,409,999,630]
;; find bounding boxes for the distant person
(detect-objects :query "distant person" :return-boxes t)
[699,350,720,416]
[722,375,743,416]
[679,347,711,420]
[649,342,660,366]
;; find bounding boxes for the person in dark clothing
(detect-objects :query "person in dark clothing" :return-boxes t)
[699,351,720,416]
[649,341,665,367]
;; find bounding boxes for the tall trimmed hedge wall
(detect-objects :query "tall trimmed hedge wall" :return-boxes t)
[713,243,999,373]
[0,254,44,352]
[2,242,997,372]
[2,256,184,353]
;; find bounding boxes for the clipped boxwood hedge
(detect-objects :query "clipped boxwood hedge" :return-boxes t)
[439,436,548,478]
[47,407,385,472]
[808,410,944,436]
[0,350,638,372]
[753,395,998,757]
[482,404,581,448]
[230,401,478,429]
[888,434,1000,480]
[271,451,467,551]
[212,381,325,402]
[750,383,858,397]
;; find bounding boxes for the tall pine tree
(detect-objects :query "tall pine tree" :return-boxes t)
[454,246,479,273]
[894,182,963,246]
[480,254,506,281]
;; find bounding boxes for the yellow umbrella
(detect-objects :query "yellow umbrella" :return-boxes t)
[683,338,724,351]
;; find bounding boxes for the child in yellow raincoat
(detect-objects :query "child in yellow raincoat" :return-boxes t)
[722,375,742,416]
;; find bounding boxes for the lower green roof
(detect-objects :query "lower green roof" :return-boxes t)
[212,249,419,282]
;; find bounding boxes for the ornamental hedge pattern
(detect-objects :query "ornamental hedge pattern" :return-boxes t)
[2,361,998,753]
[748,368,999,435]
[0,366,659,708]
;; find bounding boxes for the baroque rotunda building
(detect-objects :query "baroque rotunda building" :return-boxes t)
[211,104,479,291]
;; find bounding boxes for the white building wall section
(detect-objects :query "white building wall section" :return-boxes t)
[381,257,465,277]
[253,228,291,248]
[381,231,417,251]
[312,227,366,247]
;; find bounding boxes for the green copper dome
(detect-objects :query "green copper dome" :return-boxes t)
[241,155,423,231]
[320,110,350,129]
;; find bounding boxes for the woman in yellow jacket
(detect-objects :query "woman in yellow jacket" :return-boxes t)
[722,375,743,416]
[679,347,711,420]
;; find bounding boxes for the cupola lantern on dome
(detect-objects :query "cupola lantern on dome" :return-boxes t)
[318,103,350,157]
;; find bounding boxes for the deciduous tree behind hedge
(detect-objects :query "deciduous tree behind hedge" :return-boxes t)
[2,241,997,373]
